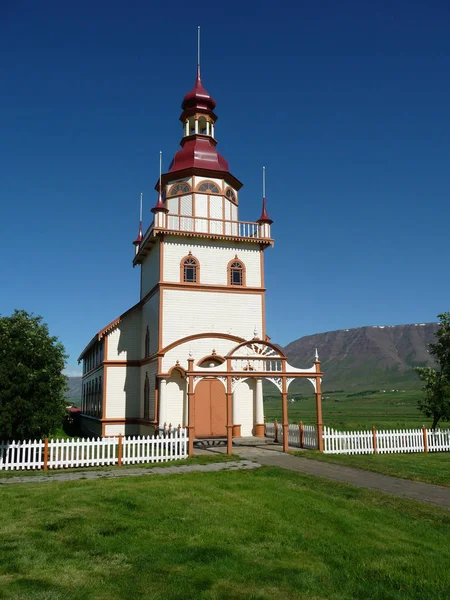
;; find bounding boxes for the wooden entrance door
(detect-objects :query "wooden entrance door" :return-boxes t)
[194,379,227,438]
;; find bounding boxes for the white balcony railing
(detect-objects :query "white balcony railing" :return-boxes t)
[166,214,261,238]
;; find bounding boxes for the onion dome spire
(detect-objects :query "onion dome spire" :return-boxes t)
[133,193,143,246]
[257,167,273,224]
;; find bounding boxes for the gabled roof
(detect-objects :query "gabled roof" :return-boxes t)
[77,300,141,362]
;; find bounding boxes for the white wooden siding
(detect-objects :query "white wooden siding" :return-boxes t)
[107,309,141,360]
[104,424,125,436]
[162,289,262,349]
[234,379,255,436]
[141,243,160,298]
[180,194,192,215]
[165,373,185,428]
[141,360,157,420]
[105,366,140,419]
[162,337,237,372]
[141,291,159,356]
[82,367,104,387]
[195,194,208,217]
[167,197,178,214]
[80,417,102,438]
[209,195,222,219]
[163,239,262,287]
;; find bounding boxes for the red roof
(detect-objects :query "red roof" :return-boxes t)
[181,67,216,113]
[169,137,229,173]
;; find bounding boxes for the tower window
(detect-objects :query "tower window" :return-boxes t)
[181,254,199,283]
[170,182,191,196]
[225,188,236,204]
[145,327,150,358]
[229,259,245,286]
[198,181,220,194]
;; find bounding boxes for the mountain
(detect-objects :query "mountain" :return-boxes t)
[284,323,439,392]
[65,377,82,405]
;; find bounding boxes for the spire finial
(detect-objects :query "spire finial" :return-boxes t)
[159,150,162,195]
[133,192,143,246]
[197,26,201,78]
[151,151,169,215]
[257,166,273,225]
[315,348,319,361]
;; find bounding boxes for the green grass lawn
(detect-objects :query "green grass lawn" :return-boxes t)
[264,389,450,430]
[293,450,450,487]
[1,467,450,599]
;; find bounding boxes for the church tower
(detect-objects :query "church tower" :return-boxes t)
[131,59,274,439]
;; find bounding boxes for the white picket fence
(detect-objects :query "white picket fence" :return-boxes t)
[265,423,450,455]
[0,429,188,471]
[265,422,318,449]
[323,426,450,455]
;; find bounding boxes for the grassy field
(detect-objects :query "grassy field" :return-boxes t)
[1,467,450,599]
[264,389,449,430]
[295,450,450,487]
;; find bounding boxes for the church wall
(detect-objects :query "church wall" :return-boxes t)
[141,292,159,357]
[162,289,262,350]
[103,423,141,437]
[234,379,256,437]
[141,243,160,299]
[161,337,237,372]
[141,359,157,421]
[165,372,185,428]
[105,366,140,419]
[80,417,102,438]
[163,239,262,287]
[107,309,142,361]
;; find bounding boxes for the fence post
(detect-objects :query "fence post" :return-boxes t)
[43,438,49,471]
[422,426,428,453]
[299,421,304,448]
[274,420,278,443]
[117,434,123,466]
[372,426,377,455]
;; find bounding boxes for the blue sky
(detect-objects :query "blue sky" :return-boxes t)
[1,1,449,376]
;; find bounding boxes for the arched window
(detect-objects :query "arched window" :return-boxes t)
[144,373,150,421]
[198,181,220,194]
[145,327,150,358]
[225,188,236,204]
[170,182,191,196]
[228,258,245,286]
[181,253,199,283]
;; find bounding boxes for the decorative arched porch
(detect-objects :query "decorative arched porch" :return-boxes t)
[179,338,324,456]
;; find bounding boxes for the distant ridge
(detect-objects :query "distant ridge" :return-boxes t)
[284,323,438,391]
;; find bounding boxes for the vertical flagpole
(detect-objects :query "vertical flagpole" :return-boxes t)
[262,166,266,199]
[139,192,143,223]
[197,26,201,76]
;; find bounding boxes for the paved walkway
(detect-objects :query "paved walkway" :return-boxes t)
[228,445,450,510]
[0,460,260,485]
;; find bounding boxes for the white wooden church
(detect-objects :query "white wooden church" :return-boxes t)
[78,51,324,451]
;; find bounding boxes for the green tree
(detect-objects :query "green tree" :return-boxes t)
[416,312,450,429]
[0,310,68,440]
